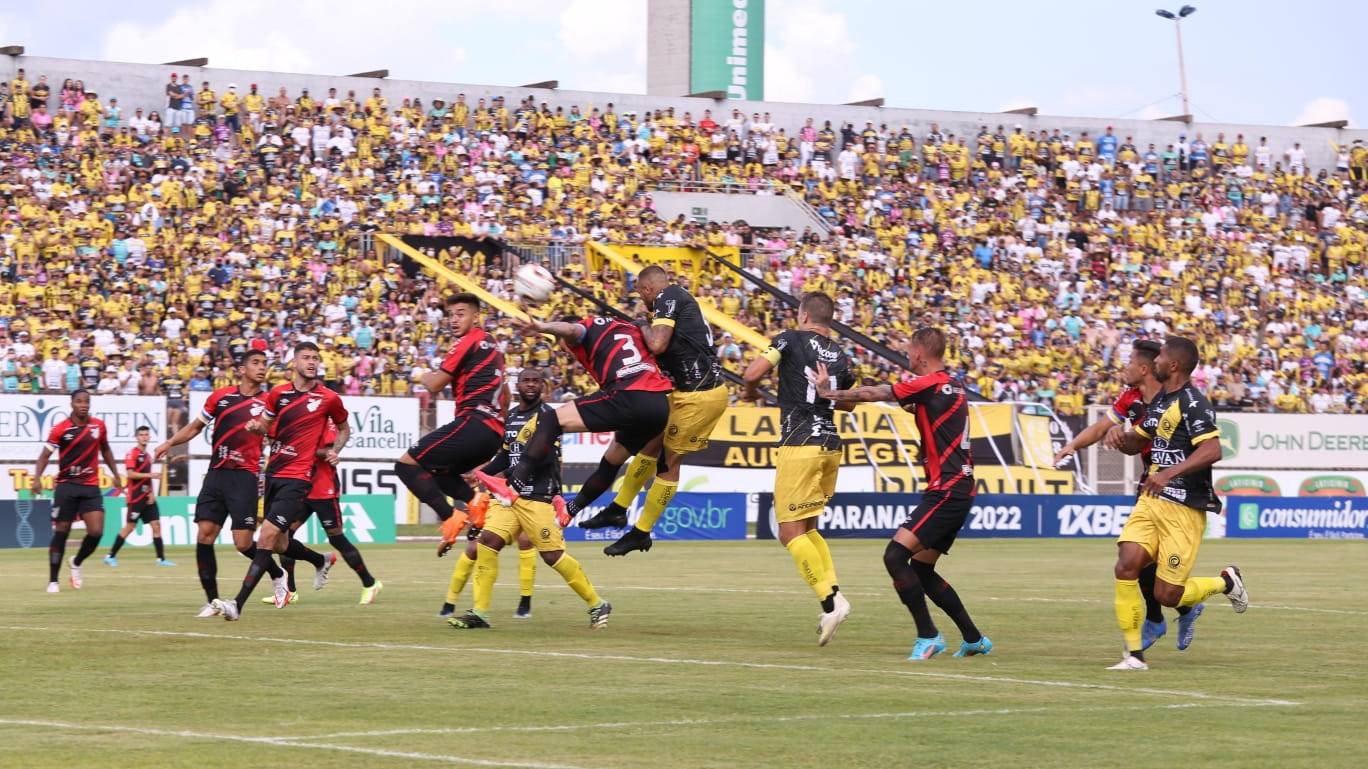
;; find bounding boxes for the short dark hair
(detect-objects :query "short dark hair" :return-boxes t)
[446,292,481,311]
[71,388,91,401]
[1132,339,1162,365]
[238,349,267,366]
[799,292,834,325]
[1163,336,1200,375]
[910,327,947,358]
[294,341,321,354]
[638,265,668,282]
[136,425,151,433]
[518,366,544,381]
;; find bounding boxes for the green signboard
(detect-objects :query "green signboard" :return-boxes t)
[92,495,396,548]
[691,0,765,100]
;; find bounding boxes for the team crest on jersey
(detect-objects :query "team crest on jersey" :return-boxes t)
[593,317,607,326]
[250,405,264,416]
[89,427,100,439]
[307,398,323,412]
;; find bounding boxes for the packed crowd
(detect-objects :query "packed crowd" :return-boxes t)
[1,66,1366,415]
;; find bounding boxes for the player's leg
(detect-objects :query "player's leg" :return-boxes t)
[564,441,631,519]
[580,433,662,530]
[398,416,500,538]
[503,398,590,486]
[910,549,990,657]
[599,392,673,555]
[524,500,609,628]
[513,532,536,618]
[449,507,517,629]
[1136,562,1165,642]
[627,386,728,539]
[46,490,77,590]
[106,510,138,565]
[148,509,171,565]
[1152,499,1247,617]
[885,525,944,659]
[317,498,380,603]
[1111,497,1158,669]
[775,447,840,614]
[219,480,303,618]
[69,494,105,577]
[440,539,480,617]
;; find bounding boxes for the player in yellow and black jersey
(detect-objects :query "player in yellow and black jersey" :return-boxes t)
[587,265,732,558]
[1108,336,1250,670]
[741,292,855,646]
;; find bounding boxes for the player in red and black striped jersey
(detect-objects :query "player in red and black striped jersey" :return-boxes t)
[32,389,124,592]
[209,341,351,620]
[396,293,504,555]
[477,313,672,524]
[814,327,991,660]
[272,419,382,605]
[156,348,286,617]
[1050,339,1204,650]
[103,425,175,567]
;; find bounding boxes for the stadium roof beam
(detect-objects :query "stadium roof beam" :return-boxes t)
[686,90,727,100]
[349,69,389,79]
[845,97,884,108]
[1300,119,1349,129]
[1002,106,1038,116]
[520,80,559,89]
[1155,113,1193,123]
[0,45,23,56]
[163,57,208,67]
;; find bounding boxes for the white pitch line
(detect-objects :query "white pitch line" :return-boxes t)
[2,571,1358,616]
[0,624,1299,706]
[0,718,594,769]
[293,700,1288,741]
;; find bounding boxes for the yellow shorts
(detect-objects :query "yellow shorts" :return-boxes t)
[664,385,729,456]
[483,498,565,553]
[774,445,840,523]
[1118,495,1206,585]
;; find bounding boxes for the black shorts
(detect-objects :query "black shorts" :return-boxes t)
[52,483,104,522]
[577,389,671,454]
[126,500,161,524]
[263,477,312,531]
[409,412,504,475]
[902,477,974,554]
[195,469,260,531]
[306,497,343,531]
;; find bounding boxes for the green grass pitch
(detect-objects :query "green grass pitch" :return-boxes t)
[1,538,1364,769]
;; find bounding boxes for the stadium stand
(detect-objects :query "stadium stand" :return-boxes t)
[1,61,1366,418]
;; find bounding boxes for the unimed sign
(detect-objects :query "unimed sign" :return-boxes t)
[691,0,765,100]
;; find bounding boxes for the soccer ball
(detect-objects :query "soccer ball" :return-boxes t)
[514,263,557,303]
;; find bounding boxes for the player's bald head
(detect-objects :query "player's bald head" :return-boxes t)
[637,265,669,286]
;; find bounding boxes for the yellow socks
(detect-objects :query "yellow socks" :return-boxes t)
[1179,576,1226,607]
[446,552,475,603]
[634,479,679,534]
[612,453,657,508]
[550,553,601,606]
[804,530,837,587]
[472,544,498,615]
[1114,578,1144,653]
[786,535,836,599]
[518,547,537,597]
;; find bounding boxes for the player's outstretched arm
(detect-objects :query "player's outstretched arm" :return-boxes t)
[1053,418,1115,466]
[810,363,894,403]
[154,417,208,460]
[520,318,586,344]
